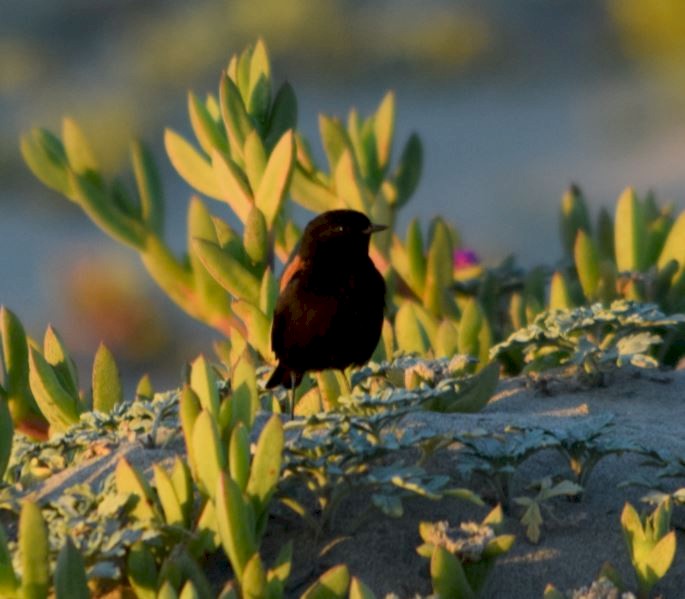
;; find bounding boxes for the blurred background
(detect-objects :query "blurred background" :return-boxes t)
[2,0,685,392]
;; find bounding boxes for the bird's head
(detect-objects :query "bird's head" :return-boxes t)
[299,210,387,260]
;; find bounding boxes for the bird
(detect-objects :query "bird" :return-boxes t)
[266,209,387,413]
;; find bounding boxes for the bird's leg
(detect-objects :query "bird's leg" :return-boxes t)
[340,367,352,395]
[289,371,297,419]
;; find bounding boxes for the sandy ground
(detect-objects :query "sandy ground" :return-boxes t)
[277,367,685,598]
[27,367,685,598]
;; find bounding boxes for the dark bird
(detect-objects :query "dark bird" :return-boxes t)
[266,210,387,409]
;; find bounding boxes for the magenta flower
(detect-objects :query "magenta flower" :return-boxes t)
[453,249,480,270]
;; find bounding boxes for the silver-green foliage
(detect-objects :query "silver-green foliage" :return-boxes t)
[490,300,685,378]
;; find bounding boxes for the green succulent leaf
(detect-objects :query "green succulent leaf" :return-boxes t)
[127,542,158,599]
[374,91,395,172]
[243,206,269,265]
[19,501,49,599]
[393,133,422,207]
[266,82,298,150]
[62,117,98,175]
[301,564,350,599]
[131,140,164,235]
[193,238,260,305]
[189,354,220,418]
[154,464,185,527]
[220,73,253,161]
[255,130,294,228]
[290,165,341,213]
[192,410,226,499]
[614,187,646,272]
[229,422,250,492]
[91,343,122,414]
[215,473,258,583]
[54,538,89,599]
[430,546,474,599]
[243,130,267,192]
[247,415,284,519]
[188,91,228,156]
[211,150,254,223]
[560,184,591,257]
[574,229,600,300]
[179,385,202,478]
[0,525,19,596]
[115,458,157,522]
[1,306,29,400]
[20,128,71,196]
[28,346,80,434]
[165,129,222,199]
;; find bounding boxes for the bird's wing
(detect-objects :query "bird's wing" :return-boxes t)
[270,272,339,359]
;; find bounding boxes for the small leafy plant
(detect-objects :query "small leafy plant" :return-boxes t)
[491,300,685,380]
[417,505,515,598]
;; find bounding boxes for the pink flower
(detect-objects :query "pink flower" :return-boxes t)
[454,249,479,270]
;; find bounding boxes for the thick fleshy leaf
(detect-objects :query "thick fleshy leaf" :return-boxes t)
[165,129,222,199]
[91,343,122,414]
[1,306,29,399]
[231,353,258,429]
[574,229,600,300]
[319,115,351,172]
[374,91,395,172]
[301,565,350,599]
[179,386,201,477]
[349,577,377,599]
[192,410,226,499]
[243,206,269,265]
[54,538,89,599]
[394,301,433,354]
[246,415,284,517]
[189,354,220,418]
[658,212,685,271]
[43,325,79,398]
[430,546,474,599]
[62,117,98,174]
[154,464,184,526]
[241,553,267,599]
[0,524,19,595]
[69,170,147,249]
[229,423,250,492]
[290,166,341,213]
[115,458,157,522]
[215,473,257,583]
[20,128,70,195]
[19,502,49,599]
[615,187,646,272]
[188,91,228,156]
[231,301,272,360]
[28,347,80,433]
[255,130,294,227]
[126,543,157,599]
[549,271,574,311]
[559,184,591,257]
[266,82,297,150]
[211,149,253,223]
[243,131,267,192]
[131,140,164,235]
[334,150,368,213]
[193,238,260,305]
[220,73,253,161]
[393,133,422,207]
[0,400,13,482]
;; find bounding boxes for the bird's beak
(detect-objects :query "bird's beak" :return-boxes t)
[365,223,388,234]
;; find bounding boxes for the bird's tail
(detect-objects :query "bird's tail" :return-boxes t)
[266,364,303,389]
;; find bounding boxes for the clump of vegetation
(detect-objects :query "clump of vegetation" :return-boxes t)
[2,38,685,597]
